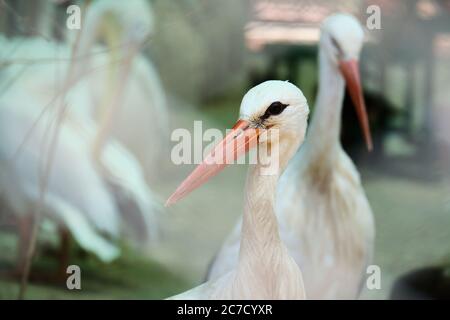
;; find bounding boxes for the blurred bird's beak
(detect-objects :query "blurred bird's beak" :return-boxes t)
[166,120,259,206]
[339,59,373,151]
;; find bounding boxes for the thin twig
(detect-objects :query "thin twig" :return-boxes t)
[16,3,87,298]
[17,102,68,299]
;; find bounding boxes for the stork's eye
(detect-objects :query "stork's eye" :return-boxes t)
[261,101,289,120]
[330,37,343,56]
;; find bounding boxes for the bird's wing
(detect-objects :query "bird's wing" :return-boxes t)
[31,188,120,262]
[93,54,169,177]
[98,139,162,243]
[131,56,169,136]
[65,112,162,244]
[0,94,121,237]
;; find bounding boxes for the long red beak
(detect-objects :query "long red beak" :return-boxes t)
[166,120,260,206]
[339,59,373,151]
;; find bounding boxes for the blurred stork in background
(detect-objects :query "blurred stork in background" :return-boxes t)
[207,14,375,299]
[166,81,309,299]
[0,0,165,278]
[2,0,168,179]
[67,0,169,180]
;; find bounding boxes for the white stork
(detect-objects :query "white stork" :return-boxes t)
[166,80,309,299]
[207,13,375,299]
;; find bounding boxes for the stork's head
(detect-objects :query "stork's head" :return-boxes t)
[321,13,373,151]
[240,80,309,136]
[166,81,309,206]
[321,13,364,64]
[120,0,154,45]
[90,0,154,49]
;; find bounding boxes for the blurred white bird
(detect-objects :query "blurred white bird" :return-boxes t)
[1,0,168,175]
[68,0,169,176]
[166,81,309,299]
[0,0,164,267]
[0,87,121,263]
[207,14,375,299]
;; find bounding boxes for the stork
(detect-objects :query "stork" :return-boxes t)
[207,13,375,299]
[69,0,168,176]
[1,0,168,178]
[166,80,309,299]
[0,0,163,271]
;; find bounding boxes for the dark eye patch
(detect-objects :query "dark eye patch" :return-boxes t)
[330,36,343,56]
[260,101,289,120]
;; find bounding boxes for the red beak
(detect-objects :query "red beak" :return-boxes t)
[339,59,373,151]
[166,120,260,206]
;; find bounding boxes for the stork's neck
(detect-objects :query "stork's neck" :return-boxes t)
[238,132,302,267]
[240,167,280,256]
[70,11,100,81]
[304,49,345,164]
[71,9,120,82]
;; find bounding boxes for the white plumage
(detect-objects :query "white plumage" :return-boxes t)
[0,88,121,261]
[167,80,309,299]
[207,14,375,299]
[69,0,169,175]
[0,0,165,261]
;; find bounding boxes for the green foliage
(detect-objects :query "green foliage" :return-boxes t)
[0,235,190,299]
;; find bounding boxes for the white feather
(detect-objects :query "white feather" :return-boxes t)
[0,88,121,261]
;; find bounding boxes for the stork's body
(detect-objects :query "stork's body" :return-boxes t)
[0,0,163,262]
[71,0,168,175]
[166,81,309,299]
[207,14,375,299]
[0,89,121,262]
[1,0,168,178]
